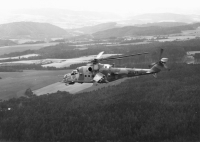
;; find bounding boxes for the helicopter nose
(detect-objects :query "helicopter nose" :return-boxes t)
[63,73,70,81]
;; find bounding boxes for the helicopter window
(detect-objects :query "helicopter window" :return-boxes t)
[71,70,78,75]
[88,67,93,72]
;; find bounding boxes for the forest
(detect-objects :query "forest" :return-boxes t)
[0,63,200,141]
[0,66,23,72]
[1,38,200,72]
[28,38,200,61]
[1,39,200,63]
[0,64,66,72]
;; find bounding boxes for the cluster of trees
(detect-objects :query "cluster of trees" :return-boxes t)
[0,64,67,71]
[120,39,145,44]
[0,63,199,141]
[0,66,23,72]
[6,64,44,70]
[0,49,35,58]
[69,62,87,69]
[0,38,199,72]
[194,53,200,62]
[43,38,200,62]
[2,38,200,66]
[93,23,200,38]
[36,40,187,63]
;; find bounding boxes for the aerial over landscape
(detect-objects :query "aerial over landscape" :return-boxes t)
[0,0,200,141]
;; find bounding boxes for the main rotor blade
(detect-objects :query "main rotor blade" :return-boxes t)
[100,52,148,61]
[87,51,104,64]
[96,51,104,59]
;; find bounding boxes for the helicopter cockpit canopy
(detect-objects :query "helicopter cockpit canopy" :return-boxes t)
[71,70,78,75]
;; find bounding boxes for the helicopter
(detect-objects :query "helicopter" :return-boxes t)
[62,49,169,85]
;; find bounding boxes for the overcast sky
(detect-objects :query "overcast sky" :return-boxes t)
[0,0,200,15]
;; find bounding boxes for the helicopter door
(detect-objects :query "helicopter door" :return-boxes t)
[83,66,93,83]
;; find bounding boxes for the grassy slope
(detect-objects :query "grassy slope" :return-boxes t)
[0,70,71,100]
[0,64,200,141]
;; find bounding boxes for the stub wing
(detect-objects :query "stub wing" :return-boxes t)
[93,73,105,82]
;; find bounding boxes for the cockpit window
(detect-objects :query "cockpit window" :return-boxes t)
[71,70,78,75]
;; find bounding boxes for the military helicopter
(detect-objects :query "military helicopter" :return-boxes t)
[62,49,169,85]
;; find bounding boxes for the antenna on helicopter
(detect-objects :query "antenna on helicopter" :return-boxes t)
[159,48,164,60]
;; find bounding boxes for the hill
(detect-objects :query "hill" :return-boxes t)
[0,39,17,46]
[69,22,118,34]
[130,13,199,24]
[93,23,200,38]
[0,63,199,141]
[134,22,188,27]
[1,8,121,29]
[0,22,70,39]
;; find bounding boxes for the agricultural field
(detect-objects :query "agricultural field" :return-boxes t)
[0,54,120,68]
[157,35,197,42]
[0,54,40,61]
[181,27,200,36]
[0,70,71,100]
[0,42,58,56]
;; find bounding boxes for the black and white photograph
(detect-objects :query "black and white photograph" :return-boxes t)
[0,0,199,141]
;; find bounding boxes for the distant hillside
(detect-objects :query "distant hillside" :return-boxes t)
[0,39,17,46]
[69,22,118,34]
[135,22,188,27]
[118,13,200,26]
[93,23,200,39]
[1,8,121,29]
[131,13,198,23]
[0,22,70,39]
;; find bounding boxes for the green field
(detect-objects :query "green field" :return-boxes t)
[0,42,58,56]
[0,70,71,100]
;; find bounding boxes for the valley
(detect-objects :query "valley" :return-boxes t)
[0,8,200,142]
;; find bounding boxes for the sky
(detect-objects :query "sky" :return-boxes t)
[0,0,200,15]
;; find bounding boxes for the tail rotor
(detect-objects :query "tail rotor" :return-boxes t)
[149,49,170,73]
[159,48,164,60]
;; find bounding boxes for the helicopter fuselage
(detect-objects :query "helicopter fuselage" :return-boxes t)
[62,62,163,84]
[62,50,168,85]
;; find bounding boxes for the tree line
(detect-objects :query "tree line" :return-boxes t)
[2,38,200,65]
